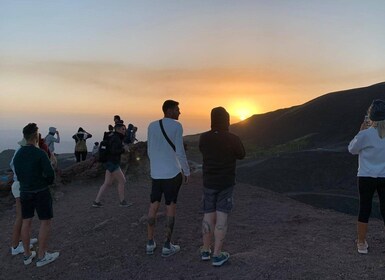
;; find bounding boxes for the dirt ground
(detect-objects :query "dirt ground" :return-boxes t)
[1,171,385,280]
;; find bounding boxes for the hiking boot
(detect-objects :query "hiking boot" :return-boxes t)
[146,240,156,255]
[11,239,38,255]
[36,252,60,267]
[23,251,36,265]
[357,240,368,254]
[200,247,211,261]
[92,201,103,208]
[161,243,180,257]
[119,200,133,207]
[212,252,230,267]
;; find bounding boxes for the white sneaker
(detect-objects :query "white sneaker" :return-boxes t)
[36,252,60,267]
[161,243,180,257]
[357,240,368,254]
[23,251,36,265]
[11,239,37,256]
[146,241,156,255]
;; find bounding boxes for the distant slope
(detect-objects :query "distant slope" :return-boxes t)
[230,82,385,147]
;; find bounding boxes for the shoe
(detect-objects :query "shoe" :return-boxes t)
[146,240,156,255]
[200,247,211,261]
[23,251,36,265]
[30,238,38,245]
[357,240,368,254]
[212,252,230,267]
[161,243,180,257]
[92,201,103,208]
[36,252,60,267]
[11,239,37,256]
[119,200,133,207]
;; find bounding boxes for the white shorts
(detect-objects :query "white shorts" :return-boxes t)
[11,181,20,198]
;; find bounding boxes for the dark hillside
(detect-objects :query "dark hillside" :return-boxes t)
[231,82,385,147]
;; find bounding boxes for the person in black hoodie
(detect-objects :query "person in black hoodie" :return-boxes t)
[198,107,245,267]
[92,122,131,207]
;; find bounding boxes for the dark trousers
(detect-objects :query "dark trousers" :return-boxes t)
[75,151,87,162]
[358,177,385,224]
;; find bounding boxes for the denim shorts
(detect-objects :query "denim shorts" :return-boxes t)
[151,173,183,205]
[202,186,234,214]
[20,188,53,220]
[103,162,121,173]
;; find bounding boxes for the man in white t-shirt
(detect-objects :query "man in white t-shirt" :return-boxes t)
[146,100,190,257]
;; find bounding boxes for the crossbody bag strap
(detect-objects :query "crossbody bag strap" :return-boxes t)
[159,119,176,152]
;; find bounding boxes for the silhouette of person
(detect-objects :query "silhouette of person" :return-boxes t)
[199,107,245,266]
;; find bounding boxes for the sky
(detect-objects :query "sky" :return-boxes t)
[1,0,385,153]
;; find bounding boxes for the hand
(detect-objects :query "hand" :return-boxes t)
[360,121,370,131]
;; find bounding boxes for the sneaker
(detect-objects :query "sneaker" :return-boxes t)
[200,247,211,261]
[119,200,133,207]
[212,252,230,267]
[357,240,369,254]
[23,251,36,265]
[146,240,156,255]
[161,243,180,257]
[30,238,38,245]
[36,252,60,267]
[92,201,103,208]
[11,239,37,256]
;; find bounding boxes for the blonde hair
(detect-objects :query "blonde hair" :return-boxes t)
[375,120,385,138]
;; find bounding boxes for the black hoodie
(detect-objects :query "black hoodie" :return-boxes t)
[199,107,245,190]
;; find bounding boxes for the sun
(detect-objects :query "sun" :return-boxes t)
[229,101,258,122]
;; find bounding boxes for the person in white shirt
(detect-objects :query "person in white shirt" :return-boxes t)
[348,99,385,255]
[145,100,190,257]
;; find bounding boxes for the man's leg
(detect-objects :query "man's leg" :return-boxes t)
[202,212,216,251]
[164,203,177,246]
[21,218,33,256]
[11,198,22,249]
[213,211,228,256]
[37,220,51,259]
[147,202,160,241]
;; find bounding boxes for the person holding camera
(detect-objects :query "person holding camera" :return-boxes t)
[349,99,385,254]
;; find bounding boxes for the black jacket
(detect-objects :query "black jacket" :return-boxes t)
[199,130,245,189]
[107,132,125,164]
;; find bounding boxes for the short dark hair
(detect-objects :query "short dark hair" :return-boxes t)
[162,100,179,114]
[23,123,38,141]
[114,115,121,121]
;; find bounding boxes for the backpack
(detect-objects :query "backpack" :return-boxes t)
[75,136,87,152]
[124,124,136,144]
[98,133,113,163]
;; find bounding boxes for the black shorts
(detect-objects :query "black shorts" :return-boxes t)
[202,186,234,214]
[20,189,53,220]
[151,173,183,205]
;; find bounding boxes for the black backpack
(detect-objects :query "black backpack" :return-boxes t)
[98,132,113,163]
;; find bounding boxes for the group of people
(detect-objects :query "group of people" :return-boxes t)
[92,100,245,266]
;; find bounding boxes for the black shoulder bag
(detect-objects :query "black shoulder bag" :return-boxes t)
[159,119,176,151]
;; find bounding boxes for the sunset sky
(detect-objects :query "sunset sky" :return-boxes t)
[1,0,385,153]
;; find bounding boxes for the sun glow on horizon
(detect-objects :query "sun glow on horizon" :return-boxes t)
[228,101,259,122]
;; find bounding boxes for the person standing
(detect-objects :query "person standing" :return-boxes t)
[72,127,92,162]
[13,123,59,267]
[92,122,131,207]
[44,127,60,154]
[348,99,385,254]
[146,100,190,257]
[9,138,38,256]
[199,107,245,266]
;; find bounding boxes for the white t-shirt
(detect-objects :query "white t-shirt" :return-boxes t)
[348,127,385,177]
[147,118,190,179]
